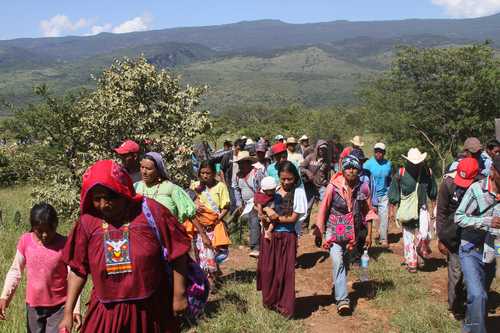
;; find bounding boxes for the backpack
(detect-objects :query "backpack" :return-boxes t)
[437,178,466,251]
[142,199,209,322]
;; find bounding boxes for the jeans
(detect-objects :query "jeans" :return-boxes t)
[459,244,496,333]
[305,183,326,229]
[329,243,349,303]
[376,195,389,242]
[241,209,260,251]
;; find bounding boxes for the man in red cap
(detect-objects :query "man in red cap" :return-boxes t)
[114,140,141,183]
[436,157,480,320]
[267,142,288,182]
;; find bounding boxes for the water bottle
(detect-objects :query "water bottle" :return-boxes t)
[495,238,500,278]
[360,250,370,282]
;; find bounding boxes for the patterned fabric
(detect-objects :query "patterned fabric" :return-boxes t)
[102,223,133,275]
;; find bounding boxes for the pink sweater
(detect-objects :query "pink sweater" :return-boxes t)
[1,233,79,311]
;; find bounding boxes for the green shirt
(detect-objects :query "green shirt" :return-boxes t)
[134,180,196,223]
[388,166,438,208]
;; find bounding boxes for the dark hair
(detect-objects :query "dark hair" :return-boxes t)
[198,160,217,176]
[277,161,301,186]
[30,203,58,231]
[486,139,500,151]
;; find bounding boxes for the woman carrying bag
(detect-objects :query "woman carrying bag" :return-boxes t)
[389,148,438,273]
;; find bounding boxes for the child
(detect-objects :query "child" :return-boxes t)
[190,160,232,287]
[0,203,81,332]
[254,176,278,240]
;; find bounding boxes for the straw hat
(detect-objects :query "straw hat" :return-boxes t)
[350,136,364,147]
[402,148,427,165]
[235,151,257,163]
[286,137,298,144]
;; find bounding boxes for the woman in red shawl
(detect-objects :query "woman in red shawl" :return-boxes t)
[58,160,191,333]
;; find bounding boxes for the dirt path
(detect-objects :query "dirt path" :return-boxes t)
[220,221,500,332]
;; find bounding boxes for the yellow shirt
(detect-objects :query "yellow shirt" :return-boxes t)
[191,181,230,212]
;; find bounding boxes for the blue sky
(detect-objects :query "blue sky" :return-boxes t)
[2,0,500,40]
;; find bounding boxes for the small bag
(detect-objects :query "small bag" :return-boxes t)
[396,168,420,224]
[323,212,355,248]
[142,199,209,321]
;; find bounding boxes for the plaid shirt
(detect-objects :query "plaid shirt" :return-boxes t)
[455,177,500,237]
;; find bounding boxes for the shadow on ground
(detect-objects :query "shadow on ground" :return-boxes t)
[221,269,257,284]
[350,280,396,311]
[419,257,447,272]
[296,250,330,269]
[294,294,335,319]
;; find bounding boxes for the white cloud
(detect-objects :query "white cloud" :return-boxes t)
[40,15,91,37]
[112,13,153,34]
[89,23,113,35]
[432,0,500,18]
[41,13,153,37]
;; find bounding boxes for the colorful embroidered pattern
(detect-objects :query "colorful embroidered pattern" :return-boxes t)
[323,212,355,248]
[103,222,133,275]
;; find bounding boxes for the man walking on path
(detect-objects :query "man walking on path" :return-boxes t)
[455,155,500,333]
[234,151,265,258]
[286,137,304,166]
[436,158,480,320]
[114,139,141,183]
[363,143,392,247]
[481,139,500,177]
[300,140,331,229]
[220,139,245,212]
[299,135,313,158]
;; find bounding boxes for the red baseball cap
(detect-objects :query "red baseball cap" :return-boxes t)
[114,140,140,155]
[271,142,287,155]
[454,157,479,188]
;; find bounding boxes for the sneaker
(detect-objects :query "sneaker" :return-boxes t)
[337,300,351,316]
[249,250,260,258]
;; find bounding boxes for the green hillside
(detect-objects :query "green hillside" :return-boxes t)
[181,47,378,111]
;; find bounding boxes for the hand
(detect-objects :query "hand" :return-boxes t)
[389,210,396,225]
[364,234,372,249]
[73,313,82,331]
[437,240,448,256]
[0,298,7,320]
[491,217,500,229]
[263,208,279,221]
[58,312,74,332]
[347,239,357,252]
[172,294,188,316]
[312,226,323,248]
[201,234,213,250]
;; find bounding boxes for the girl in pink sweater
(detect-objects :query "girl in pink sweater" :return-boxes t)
[0,203,81,332]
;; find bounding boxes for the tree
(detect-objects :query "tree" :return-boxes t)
[7,57,210,220]
[362,44,500,174]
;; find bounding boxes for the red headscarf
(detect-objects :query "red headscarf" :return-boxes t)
[80,160,143,214]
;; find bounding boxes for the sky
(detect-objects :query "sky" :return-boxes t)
[2,0,500,40]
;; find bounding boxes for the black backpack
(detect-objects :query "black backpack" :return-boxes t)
[437,179,467,251]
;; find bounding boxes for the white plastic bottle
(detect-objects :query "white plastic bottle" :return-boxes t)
[495,237,500,278]
[360,250,370,282]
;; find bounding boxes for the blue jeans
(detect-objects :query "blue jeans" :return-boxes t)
[376,195,389,242]
[329,243,349,303]
[241,209,260,251]
[459,244,495,333]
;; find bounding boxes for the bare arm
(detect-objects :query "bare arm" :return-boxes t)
[59,271,86,331]
[172,254,188,315]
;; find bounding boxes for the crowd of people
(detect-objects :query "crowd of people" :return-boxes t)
[0,134,498,333]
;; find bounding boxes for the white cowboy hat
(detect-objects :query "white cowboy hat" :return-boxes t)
[299,135,309,142]
[402,148,427,165]
[286,137,297,144]
[235,150,257,163]
[350,136,364,147]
